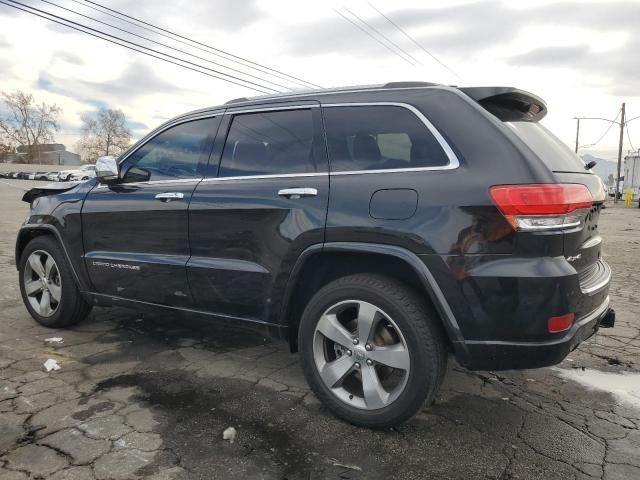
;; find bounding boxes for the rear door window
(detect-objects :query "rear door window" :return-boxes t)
[507,122,587,173]
[219,109,316,177]
[323,105,450,172]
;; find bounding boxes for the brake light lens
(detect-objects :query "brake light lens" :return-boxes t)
[548,313,575,333]
[489,184,593,231]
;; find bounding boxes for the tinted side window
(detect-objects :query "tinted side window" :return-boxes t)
[219,109,315,177]
[324,106,449,172]
[122,117,217,183]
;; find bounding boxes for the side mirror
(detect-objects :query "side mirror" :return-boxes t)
[95,156,119,183]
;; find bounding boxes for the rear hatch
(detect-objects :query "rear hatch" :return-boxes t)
[462,87,609,315]
[505,121,606,273]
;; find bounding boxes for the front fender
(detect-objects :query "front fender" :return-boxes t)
[16,181,95,292]
[15,225,89,291]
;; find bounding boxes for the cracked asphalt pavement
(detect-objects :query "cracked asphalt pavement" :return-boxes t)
[1,180,639,480]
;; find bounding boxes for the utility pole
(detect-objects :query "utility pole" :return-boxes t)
[574,118,580,153]
[614,102,626,204]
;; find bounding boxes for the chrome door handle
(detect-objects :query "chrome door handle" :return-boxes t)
[154,192,185,202]
[277,188,318,199]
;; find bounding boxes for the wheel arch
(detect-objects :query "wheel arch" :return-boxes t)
[15,225,87,291]
[279,242,467,356]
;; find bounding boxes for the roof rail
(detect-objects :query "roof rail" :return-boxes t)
[382,81,440,88]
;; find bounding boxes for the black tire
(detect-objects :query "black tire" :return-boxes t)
[18,236,92,328]
[298,273,447,428]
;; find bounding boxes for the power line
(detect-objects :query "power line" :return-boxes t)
[2,0,278,94]
[366,2,462,81]
[333,8,414,66]
[69,2,314,92]
[0,1,272,94]
[580,109,621,148]
[81,0,320,90]
[626,123,636,151]
[342,7,421,66]
[39,0,293,91]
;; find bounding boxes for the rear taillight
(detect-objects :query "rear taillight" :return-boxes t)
[489,184,593,231]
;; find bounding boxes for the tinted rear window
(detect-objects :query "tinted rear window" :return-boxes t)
[219,109,316,177]
[507,122,587,173]
[323,105,450,172]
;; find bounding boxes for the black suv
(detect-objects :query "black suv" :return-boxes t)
[16,82,614,427]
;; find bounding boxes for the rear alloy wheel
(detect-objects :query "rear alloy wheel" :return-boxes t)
[299,274,447,428]
[313,300,410,410]
[19,236,92,328]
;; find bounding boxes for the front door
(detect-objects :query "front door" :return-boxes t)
[82,115,221,306]
[188,105,328,321]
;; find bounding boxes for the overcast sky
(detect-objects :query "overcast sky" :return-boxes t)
[1,0,639,161]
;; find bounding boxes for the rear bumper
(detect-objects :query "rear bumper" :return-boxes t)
[456,297,613,370]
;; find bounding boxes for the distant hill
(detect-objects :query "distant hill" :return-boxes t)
[582,154,618,185]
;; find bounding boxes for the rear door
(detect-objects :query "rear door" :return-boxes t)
[82,115,221,306]
[188,103,328,321]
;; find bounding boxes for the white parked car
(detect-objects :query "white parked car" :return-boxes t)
[46,172,60,181]
[59,164,97,182]
[69,165,97,181]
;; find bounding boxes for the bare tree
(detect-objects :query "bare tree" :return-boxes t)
[0,90,61,163]
[77,108,131,163]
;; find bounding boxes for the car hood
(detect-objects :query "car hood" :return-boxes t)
[22,181,81,204]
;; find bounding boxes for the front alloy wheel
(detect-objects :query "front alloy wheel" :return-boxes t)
[19,236,92,328]
[313,300,410,410]
[23,250,62,317]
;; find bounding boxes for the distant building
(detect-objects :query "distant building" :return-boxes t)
[12,144,81,165]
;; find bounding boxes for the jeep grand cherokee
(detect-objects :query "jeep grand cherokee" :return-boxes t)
[16,82,614,427]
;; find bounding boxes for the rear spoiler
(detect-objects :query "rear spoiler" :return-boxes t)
[459,87,547,122]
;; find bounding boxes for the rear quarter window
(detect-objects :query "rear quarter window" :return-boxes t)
[323,105,450,172]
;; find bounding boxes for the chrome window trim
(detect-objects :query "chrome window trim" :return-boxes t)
[95,178,202,189]
[204,101,458,181]
[321,102,459,175]
[201,172,327,182]
[108,101,459,186]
